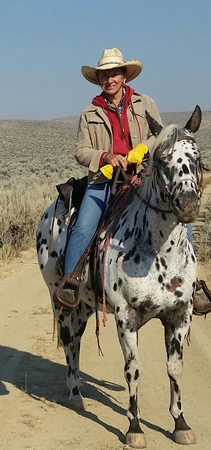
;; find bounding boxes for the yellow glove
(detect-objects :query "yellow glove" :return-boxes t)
[100,163,113,180]
[126,143,148,166]
[100,144,148,180]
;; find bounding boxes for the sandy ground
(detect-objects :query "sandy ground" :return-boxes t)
[1,183,211,450]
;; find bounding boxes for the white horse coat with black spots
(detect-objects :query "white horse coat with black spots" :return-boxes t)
[37,106,203,448]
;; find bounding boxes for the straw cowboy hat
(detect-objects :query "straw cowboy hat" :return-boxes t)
[81,48,143,85]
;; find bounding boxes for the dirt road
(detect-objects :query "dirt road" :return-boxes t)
[0,185,211,450]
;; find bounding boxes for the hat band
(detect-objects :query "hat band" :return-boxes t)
[98,60,123,68]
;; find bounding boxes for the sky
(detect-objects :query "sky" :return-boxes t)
[0,0,211,120]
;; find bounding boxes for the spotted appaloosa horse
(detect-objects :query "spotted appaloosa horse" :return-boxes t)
[37,106,203,448]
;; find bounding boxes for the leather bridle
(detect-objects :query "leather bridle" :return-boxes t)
[136,135,204,214]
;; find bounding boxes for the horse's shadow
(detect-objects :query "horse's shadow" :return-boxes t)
[0,345,173,443]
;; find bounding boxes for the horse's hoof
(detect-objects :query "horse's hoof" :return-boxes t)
[67,397,85,410]
[126,432,147,449]
[174,429,196,445]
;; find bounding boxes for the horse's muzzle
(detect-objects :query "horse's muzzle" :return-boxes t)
[172,191,201,223]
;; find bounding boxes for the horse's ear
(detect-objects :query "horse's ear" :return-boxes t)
[145,110,163,137]
[185,105,202,133]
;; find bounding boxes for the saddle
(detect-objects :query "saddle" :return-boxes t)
[56,175,88,211]
[53,171,143,310]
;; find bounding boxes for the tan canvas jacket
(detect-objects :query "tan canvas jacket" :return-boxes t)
[74,91,162,184]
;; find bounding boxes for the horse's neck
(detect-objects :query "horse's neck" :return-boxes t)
[124,177,187,247]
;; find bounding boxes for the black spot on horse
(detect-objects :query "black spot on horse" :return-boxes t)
[122,218,127,227]
[116,251,123,262]
[124,228,130,241]
[72,386,79,396]
[177,401,182,410]
[130,227,135,237]
[126,372,131,383]
[60,326,71,347]
[182,164,189,174]
[175,291,183,298]
[50,251,58,258]
[59,314,64,322]
[113,282,117,292]
[118,278,123,287]
[118,319,123,328]
[134,211,138,227]
[37,231,42,242]
[191,253,196,263]
[134,253,140,264]
[158,275,163,283]
[160,257,166,268]
[174,382,179,393]
[134,369,139,380]
[148,230,152,246]
[171,338,181,355]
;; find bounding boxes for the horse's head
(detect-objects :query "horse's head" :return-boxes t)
[146,105,203,223]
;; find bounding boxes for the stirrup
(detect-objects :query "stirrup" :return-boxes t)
[53,274,81,310]
[193,279,211,316]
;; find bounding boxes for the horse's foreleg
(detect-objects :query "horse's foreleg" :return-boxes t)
[53,301,94,410]
[164,316,196,445]
[115,313,147,449]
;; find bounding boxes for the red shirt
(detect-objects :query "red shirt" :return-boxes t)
[92,85,135,167]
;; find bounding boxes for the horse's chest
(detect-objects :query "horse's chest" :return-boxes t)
[102,232,196,311]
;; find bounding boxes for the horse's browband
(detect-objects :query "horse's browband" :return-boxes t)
[177,135,196,142]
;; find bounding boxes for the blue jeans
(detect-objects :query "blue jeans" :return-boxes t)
[64,180,115,275]
[187,223,193,243]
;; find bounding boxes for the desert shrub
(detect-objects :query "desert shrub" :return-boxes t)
[193,199,211,262]
[0,180,55,261]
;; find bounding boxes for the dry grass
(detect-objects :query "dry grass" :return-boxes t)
[202,175,211,189]
[0,111,210,264]
[193,197,211,262]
